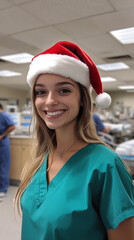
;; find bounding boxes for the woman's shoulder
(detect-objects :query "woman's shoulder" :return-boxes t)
[85,143,117,157]
[82,143,123,170]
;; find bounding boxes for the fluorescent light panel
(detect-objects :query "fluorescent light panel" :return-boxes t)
[97,62,129,71]
[101,77,116,82]
[110,27,134,44]
[0,70,22,77]
[0,53,34,64]
[118,85,134,90]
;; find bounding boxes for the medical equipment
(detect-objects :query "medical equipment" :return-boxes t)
[116,139,134,172]
[104,122,133,143]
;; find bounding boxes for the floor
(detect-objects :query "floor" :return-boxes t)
[0,186,22,240]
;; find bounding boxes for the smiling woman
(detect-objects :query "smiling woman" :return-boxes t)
[14,41,134,240]
[34,74,81,131]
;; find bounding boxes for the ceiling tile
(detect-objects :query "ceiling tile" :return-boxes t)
[0,35,40,55]
[0,0,13,9]
[0,6,45,35]
[78,33,127,59]
[20,0,113,25]
[110,0,134,10]
[55,18,102,39]
[12,26,74,50]
[91,8,134,32]
[8,0,34,4]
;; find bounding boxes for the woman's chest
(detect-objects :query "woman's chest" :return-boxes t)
[21,173,103,240]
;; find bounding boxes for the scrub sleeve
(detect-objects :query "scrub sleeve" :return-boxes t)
[21,144,134,240]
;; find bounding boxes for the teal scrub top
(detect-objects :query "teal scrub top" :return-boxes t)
[21,144,134,240]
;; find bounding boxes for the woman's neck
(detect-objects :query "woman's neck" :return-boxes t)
[55,123,78,151]
[56,135,78,152]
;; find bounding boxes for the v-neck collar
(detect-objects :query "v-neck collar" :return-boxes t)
[45,144,90,188]
[34,144,91,206]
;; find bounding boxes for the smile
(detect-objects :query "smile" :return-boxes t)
[45,110,65,117]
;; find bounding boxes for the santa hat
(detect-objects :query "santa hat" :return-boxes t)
[27,41,111,108]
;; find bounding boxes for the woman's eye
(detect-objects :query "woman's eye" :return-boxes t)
[59,89,70,94]
[35,90,46,96]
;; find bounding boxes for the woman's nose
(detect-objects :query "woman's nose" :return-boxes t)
[46,92,58,105]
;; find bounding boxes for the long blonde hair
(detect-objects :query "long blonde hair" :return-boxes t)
[14,82,105,213]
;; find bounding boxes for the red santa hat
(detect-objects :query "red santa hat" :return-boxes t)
[27,41,111,108]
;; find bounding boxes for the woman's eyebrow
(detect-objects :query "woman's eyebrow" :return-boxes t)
[56,82,75,87]
[34,81,75,88]
[34,83,45,88]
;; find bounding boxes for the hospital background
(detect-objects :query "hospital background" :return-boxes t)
[0,0,134,239]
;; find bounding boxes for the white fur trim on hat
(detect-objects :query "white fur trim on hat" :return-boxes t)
[95,92,111,109]
[27,54,89,88]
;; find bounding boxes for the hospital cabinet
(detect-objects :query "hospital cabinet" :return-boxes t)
[10,138,33,185]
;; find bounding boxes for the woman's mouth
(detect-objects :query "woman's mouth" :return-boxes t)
[45,110,65,118]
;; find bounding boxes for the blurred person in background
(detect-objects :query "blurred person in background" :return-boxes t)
[0,103,15,201]
[92,103,111,134]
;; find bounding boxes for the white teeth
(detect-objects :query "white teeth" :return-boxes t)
[47,111,63,116]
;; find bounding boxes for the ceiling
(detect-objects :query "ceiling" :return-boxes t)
[0,0,134,93]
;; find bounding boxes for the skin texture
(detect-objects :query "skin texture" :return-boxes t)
[34,73,81,132]
[107,217,134,240]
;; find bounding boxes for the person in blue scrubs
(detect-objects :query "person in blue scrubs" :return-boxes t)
[92,103,111,134]
[0,103,15,200]
[15,41,134,240]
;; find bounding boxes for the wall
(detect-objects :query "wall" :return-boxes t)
[109,91,134,108]
[0,85,30,111]
[93,90,134,109]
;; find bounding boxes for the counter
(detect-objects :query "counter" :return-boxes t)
[9,134,31,139]
[10,136,34,185]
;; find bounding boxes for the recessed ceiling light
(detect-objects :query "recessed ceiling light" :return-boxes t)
[101,77,117,82]
[110,27,134,44]
[0,70,22,77]
[97,62,129,71]
[0,53,34,64]
[118,85,134,90]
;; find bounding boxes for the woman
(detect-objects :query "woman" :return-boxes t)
[15,41,134,240]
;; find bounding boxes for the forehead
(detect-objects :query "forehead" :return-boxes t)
[35,73,78,87]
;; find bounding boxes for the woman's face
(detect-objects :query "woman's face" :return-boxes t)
[34,73,81,131]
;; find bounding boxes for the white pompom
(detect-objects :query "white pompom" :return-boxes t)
[95,92,111,109]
